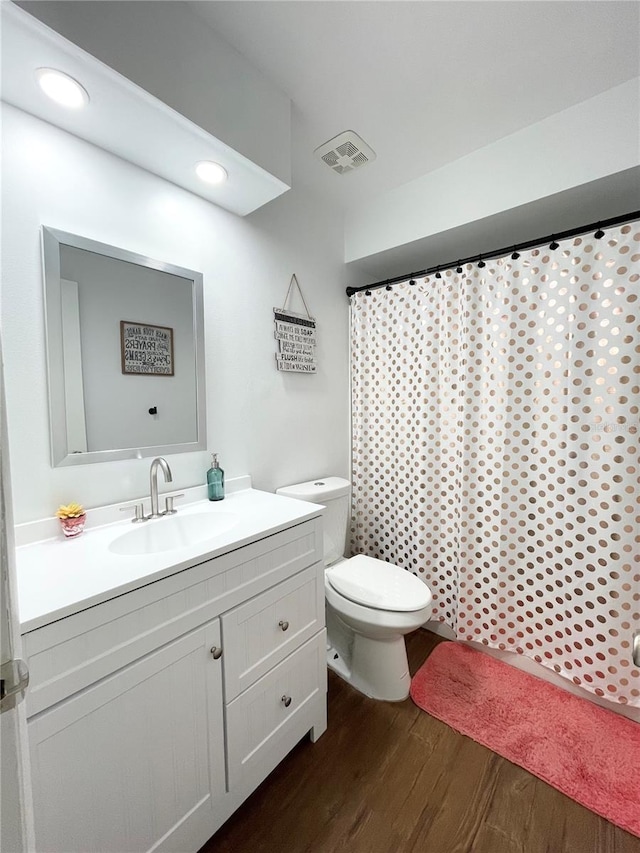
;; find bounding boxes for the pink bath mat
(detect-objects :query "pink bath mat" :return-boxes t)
[410,641,640,837]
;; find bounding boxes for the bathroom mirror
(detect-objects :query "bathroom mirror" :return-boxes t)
[42,227,206,466]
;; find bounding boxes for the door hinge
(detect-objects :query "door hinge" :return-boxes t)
[0,659,29,713]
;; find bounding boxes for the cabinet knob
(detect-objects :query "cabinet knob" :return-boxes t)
[281,694,292,708]
[210,646,223,660]
[278,620,289,632]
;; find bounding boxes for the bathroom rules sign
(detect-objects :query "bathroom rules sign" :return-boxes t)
[120,321,174,375]
[274,308,317,373]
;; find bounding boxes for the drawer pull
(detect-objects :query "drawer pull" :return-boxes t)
[278,620,289,632]
[210,646,223,660]
[281,694,292,708]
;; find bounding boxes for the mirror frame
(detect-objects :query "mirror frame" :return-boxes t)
[42,226,207,466]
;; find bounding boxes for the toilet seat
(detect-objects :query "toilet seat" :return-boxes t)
[326,555,432,612]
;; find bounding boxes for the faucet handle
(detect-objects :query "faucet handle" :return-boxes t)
[162,493,185,516]
[119,502,148,523]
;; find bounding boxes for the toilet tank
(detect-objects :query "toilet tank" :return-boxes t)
[276,477,351,566]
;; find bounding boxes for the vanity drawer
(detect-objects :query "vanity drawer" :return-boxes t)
[221,564,324,701]
[23,518,321,717]
[225,630,327,790]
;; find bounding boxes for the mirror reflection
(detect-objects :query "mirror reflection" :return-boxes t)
[42,227,206,466]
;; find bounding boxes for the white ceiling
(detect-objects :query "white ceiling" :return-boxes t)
[191,1,640,211]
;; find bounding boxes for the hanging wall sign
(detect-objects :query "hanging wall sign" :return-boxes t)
[120,320,174,376]
[274,274,317,373]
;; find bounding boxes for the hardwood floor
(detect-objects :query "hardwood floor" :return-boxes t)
[201,630,640,853]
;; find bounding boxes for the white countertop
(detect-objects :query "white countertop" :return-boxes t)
[16,488,321,633]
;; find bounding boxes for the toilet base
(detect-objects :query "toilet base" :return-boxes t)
[327,633,411,702]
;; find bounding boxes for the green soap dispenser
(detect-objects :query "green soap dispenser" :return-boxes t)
[207,453,225,501]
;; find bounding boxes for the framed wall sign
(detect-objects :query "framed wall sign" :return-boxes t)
[274,274,317,373]
[120,320,174,376]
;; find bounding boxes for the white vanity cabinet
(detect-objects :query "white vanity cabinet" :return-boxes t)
[21,514,327,853]
[28,620,226,853]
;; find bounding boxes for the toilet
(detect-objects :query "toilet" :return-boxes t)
[276,477,433,701]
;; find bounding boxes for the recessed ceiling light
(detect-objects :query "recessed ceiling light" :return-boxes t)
[195,161,228,185]
[36,68,89,109]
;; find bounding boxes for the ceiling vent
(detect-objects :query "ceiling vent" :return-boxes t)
[314,130,376,175]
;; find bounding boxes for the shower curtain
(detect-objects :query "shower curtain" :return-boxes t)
[350,221,639,707]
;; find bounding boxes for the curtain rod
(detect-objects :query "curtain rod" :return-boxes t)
[345,209,640,297]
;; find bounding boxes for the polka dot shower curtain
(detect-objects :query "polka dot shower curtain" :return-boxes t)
[350,221,639,708]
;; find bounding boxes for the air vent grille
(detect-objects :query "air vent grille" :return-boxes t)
[314,130,376,176]
[321,151,339,167]
[351,152,368,167]
[336,141,358,158]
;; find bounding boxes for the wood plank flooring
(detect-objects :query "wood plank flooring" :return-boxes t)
[200,629,640,853]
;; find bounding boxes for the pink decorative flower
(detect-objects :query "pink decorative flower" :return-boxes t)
[59,513,86,538]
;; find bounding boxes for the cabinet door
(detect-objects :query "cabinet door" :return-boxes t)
[29,620,225,853]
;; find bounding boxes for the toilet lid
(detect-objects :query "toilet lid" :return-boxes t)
[327,555,432,612]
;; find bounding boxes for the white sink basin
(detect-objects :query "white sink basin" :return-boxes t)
[109,512,238,556]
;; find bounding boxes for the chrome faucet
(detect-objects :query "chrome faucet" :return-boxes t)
[149,457,173,519]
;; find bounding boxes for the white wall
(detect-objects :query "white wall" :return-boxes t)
[1,104,362,524]
[345,78,640,263]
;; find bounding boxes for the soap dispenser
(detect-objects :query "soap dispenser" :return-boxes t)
[207,453,225,501]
